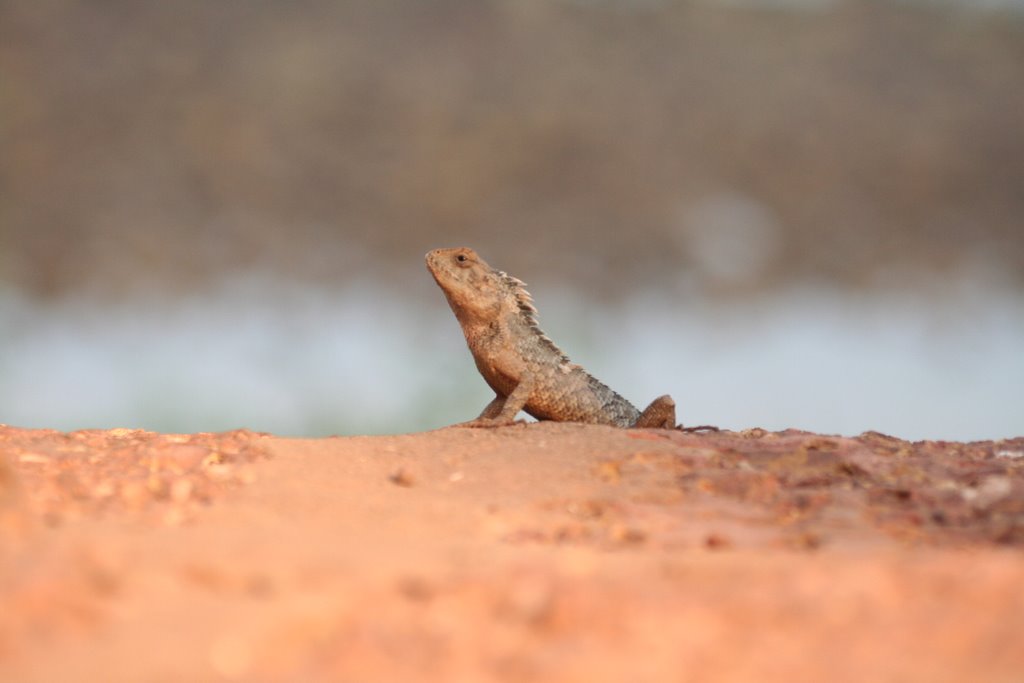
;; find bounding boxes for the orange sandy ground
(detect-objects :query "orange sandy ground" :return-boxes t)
[1,423,1023,682]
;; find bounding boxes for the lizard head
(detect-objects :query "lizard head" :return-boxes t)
[427,247,573,368]
[426,247,510,322]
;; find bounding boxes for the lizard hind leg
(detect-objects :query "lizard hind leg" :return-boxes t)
[633,394,677,429]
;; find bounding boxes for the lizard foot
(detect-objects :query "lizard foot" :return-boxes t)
[454,417,525,429]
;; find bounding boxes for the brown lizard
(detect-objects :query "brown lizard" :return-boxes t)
[426,246,681,429]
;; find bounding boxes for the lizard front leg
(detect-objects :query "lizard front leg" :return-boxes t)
[476,395,507,419]
[458,376,534,428]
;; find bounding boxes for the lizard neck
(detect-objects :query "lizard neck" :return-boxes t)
[461,318,500,353]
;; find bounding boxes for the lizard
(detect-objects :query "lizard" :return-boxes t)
[426,246,682,429]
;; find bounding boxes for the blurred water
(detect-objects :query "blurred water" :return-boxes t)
[0,276,1021,441]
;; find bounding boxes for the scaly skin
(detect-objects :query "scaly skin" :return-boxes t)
[426,247,677,428]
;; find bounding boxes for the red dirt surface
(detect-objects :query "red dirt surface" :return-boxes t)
[2,423,1023,682]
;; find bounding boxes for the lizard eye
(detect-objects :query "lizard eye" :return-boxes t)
[456,254,468,264]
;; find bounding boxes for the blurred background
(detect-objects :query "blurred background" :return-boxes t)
[1,0,1021,440]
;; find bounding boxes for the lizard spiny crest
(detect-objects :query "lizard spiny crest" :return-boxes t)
[497,270,573,367]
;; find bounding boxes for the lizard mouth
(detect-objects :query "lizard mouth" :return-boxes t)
[425,250,441,276]
[425,251,450,288]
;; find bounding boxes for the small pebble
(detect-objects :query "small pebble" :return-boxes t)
[389,468,414,487]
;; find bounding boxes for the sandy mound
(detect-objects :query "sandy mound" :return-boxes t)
[2,423,1022,681]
